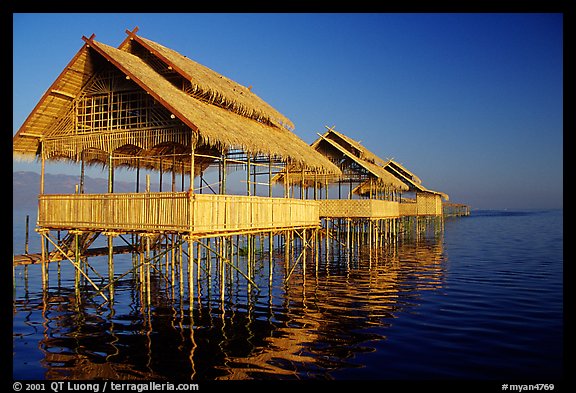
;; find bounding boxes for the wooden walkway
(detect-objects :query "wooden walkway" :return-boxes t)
[13,245,134,266]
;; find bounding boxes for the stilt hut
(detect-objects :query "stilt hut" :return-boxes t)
[274,126,452,218]
[275,126,408,219]
[380,159,449,216]
[13,28,341,251]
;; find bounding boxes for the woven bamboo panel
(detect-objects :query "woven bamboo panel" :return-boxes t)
[416,193,442,215]
[442,202,470,216]
[399,201,418,216]
[319,199,399,218]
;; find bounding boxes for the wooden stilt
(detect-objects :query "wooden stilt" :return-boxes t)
[108,233,115,303]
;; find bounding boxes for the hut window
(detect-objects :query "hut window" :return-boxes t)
[76,89,178,133]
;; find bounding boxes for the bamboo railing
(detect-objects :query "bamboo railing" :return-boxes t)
[38,192,320,235]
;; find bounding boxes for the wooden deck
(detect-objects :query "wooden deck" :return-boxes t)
[38,192,320,236]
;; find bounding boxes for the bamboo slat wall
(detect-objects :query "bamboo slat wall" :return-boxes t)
[319,199,400,218]
[443,202,471,216]
[399,200,418,217]
[191,194,319,233]
[38,193,320,235]
[415,193,443,215]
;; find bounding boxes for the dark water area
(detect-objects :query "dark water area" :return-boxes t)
[12,209,563,383]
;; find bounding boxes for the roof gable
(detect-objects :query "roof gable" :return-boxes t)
[13,31,341,175]
[120,31,294,131]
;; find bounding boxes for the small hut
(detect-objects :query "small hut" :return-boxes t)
[13,28,341,239]
[274,126,451,218]
[381,159,448,216]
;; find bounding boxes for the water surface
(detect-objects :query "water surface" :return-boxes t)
[12,209,563,381]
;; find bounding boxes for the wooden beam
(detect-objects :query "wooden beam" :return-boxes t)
[82,35,200,135]
[50,89,75,100]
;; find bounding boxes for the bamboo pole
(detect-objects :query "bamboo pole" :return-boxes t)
[268,231,273,288]
[222,154,227,195]
[268,159,273,198]
[40,145,45,195]
[80,152,85,194]
[302,229,307,276]
[136,158,140,193]
[188,238,194,309]
[108,152,114,193]
[246,155,251,196]
[108,233,115,303]
[146,235,151,307]
[253,157,257,196]
[159,158,163,192]
[24,215,29,254]
[190,136,196,193]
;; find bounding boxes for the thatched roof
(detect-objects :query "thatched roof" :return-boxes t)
[119,28,294,131]
[275,125,449,200]
[273,125,410,190]
[313,126,388,168]
[13,30,340,176]
[383,158,448,200]
[312,130,409,191]
[313,127,448,199]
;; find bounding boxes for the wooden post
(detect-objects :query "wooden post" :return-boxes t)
[136,158,140,192]
[284,166,289,198]
[159,158,163,192]
[245,155,251,196]
[314,173,317,200]
[24,215,29,254]
[146,235,151,307]
[39,230,47,288]
[302,229,307,276]
[188,238,194,309]
[172,148,176,192]
[301,168,305,199]
[40,145,45,195]
[253,156,257,197]
[349,178,353,199]
[268,158,273,197]
[80,152,85,194]
[190,136,196,193]
[222,154,227,195]
[107,233,115,303]
[74,232,80,291]
[108,152,114,193]
[268,231,273,287]
[346,219,351,249]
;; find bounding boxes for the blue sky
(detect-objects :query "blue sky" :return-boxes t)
[12,13,563,210]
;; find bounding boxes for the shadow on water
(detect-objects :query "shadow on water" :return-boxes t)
[13,219,448,380]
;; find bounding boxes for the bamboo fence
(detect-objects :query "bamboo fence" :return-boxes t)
[38,192,320,235]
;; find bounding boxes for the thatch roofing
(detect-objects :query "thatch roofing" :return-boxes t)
[119,28,294,131]
[383,158,448,200]
[277,126,449,200]
[312,130,409,191]
[13,30,340,176]
[12,42,97,159]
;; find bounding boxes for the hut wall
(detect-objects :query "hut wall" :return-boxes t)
[416,192,443,216]
[319,199,399,218]
[399,199,418,216]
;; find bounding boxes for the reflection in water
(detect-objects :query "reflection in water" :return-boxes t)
[13,218,446,380]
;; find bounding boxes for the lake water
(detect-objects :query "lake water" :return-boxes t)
[12,209,563,384]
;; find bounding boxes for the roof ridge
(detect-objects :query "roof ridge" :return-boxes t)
[123,32,295,131]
